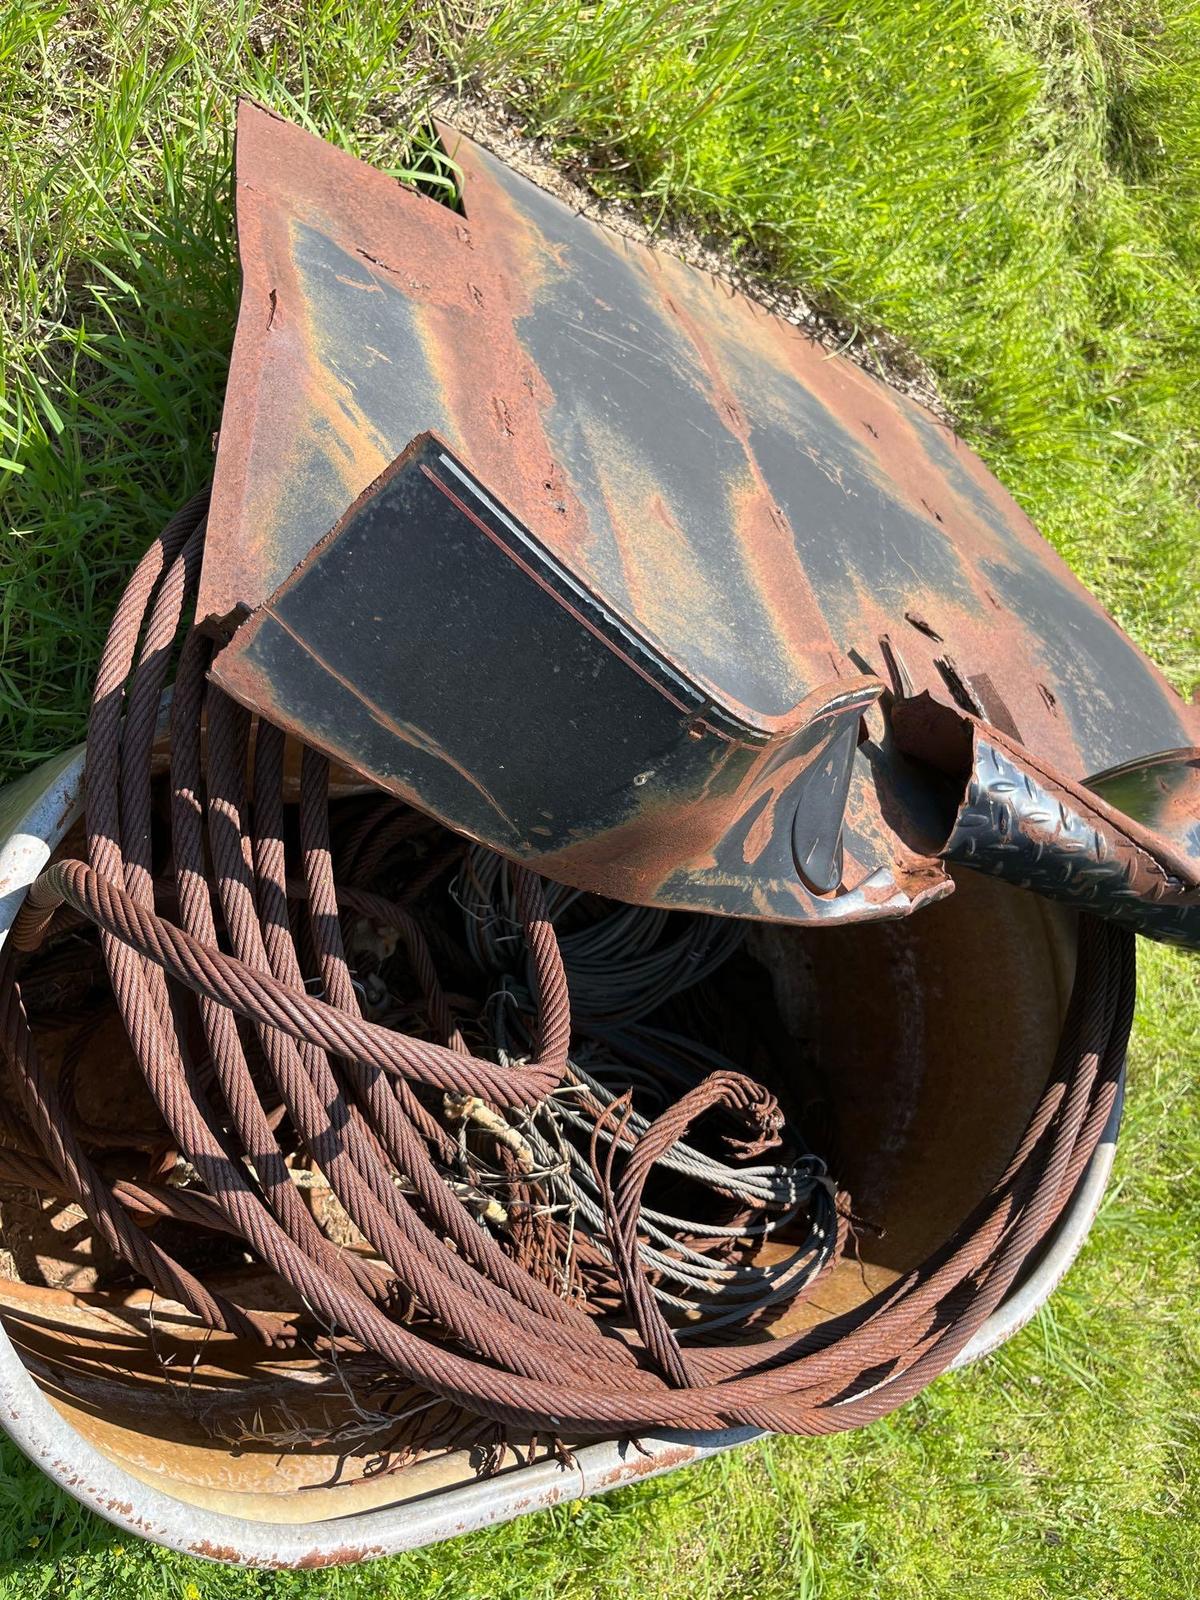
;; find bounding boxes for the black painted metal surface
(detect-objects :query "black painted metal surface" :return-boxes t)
[213,436,886,919]
[205,102,1200,939]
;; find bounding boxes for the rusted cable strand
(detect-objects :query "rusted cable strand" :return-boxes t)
[491,988,827,1207]
[0,1142,243,1236]
[595,1070,787,1386]
[459,863,840,1323]
[481,983,838,1328]
[0,502,1134,1436]
[514,1095,837,1330]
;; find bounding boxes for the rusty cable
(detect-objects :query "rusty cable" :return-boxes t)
[0,502,1134,1436]
[480,982,839,1329]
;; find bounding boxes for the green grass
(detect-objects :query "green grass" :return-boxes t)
[1,1,1198,1595]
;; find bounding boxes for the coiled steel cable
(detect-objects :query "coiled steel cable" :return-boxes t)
[480,984,839,1329]
[0,500,1135,1437]
[460,848,744,1027]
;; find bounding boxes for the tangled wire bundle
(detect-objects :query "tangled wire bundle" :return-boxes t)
[0,490,1135,1440]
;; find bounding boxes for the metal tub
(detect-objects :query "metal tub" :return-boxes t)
[0,743,1121,1568]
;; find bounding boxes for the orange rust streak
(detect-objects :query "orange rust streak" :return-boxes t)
[420,462,727,732]
[397,164,596,573]
[577,420,781,728]
[644,254,837,689]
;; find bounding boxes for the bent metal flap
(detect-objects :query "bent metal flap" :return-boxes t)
[204,101,1200,944]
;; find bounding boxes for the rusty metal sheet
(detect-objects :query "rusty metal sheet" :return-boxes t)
[204,101,1199,931]
[211,431,916,919]
[892,694,1200,945]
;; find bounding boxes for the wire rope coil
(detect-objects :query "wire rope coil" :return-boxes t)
[0,493,1135,1438]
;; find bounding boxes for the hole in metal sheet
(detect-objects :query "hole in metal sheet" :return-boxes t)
[394,122,466,215]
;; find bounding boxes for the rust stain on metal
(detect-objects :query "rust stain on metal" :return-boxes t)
[201,101,1199,937]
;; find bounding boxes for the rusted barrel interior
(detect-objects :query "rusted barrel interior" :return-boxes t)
[0,866,1072,1525]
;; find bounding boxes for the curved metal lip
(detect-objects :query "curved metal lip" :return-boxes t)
[1086,746,1200,783]
[0,742,1123,1568]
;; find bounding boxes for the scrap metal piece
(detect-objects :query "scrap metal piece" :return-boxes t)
[212,432,886,918]
[893,694,1200,947]
[789,704,870,894]
[205,101,1200,933]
